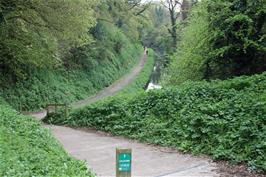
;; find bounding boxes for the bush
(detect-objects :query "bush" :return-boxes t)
[205,0,266,77]
[48,72,266,172]
[0,100,94,176]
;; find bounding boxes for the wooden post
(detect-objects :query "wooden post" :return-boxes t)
[55,104,57,114]
[46,105,50,116]
[64,103,68,118]
[116,148,132,177]
[46,103,69,118]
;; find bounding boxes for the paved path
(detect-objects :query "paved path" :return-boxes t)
[28,51,224,176]
[46,125,219,177]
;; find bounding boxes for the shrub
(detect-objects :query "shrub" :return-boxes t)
[0,100,94,176]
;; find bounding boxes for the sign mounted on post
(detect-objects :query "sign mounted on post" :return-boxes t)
[116,148,132,177]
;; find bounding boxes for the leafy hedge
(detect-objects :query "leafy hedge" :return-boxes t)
[47,72,266,172]
[0,100,94,176]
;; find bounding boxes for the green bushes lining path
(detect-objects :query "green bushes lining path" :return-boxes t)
[46,72,266,172]
[43,49,155,124]
[0,100,94,176]
[1,44,142,111]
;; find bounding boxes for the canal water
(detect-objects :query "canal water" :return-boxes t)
[145,52,163,91]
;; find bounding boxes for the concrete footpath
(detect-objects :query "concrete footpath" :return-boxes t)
[45,125,221,177]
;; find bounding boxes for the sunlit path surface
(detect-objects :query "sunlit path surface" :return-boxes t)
[45,125,220,177]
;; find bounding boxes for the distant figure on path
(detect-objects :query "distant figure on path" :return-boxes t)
[143,46,148,55]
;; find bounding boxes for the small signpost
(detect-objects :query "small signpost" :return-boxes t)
[116,148,132,177]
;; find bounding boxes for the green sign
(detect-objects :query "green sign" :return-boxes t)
[118,153,131,172]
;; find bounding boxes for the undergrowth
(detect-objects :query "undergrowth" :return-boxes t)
[46,72,266,172]
[0,100,94,176]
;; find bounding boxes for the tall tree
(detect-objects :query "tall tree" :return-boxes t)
[161,0,194,50]
[161,0,181,49]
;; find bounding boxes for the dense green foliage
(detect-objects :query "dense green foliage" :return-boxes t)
[141,4,172,54]
[0,100,94,176]
[205,0,266,77]
[165,0,266,85]
[0,0,154,111]
[1,44,142,111]
[47,72,266,172]
[163,3,209,84]
[44,49,155,123]
[0,0,97,82]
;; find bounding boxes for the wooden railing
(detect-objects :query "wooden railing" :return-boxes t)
[45,103,69,118]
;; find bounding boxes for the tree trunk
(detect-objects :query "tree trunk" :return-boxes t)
[181,0,192,20]
[170,9,177,48]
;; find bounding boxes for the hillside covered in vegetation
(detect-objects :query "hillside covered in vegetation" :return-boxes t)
[0,0,265,175]
[0,0,154,111]
[0,0,158,175]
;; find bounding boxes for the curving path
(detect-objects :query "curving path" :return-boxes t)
[25,50,147,120]
[71,50,148,109]
[27,51,232,177]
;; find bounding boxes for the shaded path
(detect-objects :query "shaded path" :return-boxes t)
[27,51,226,176]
